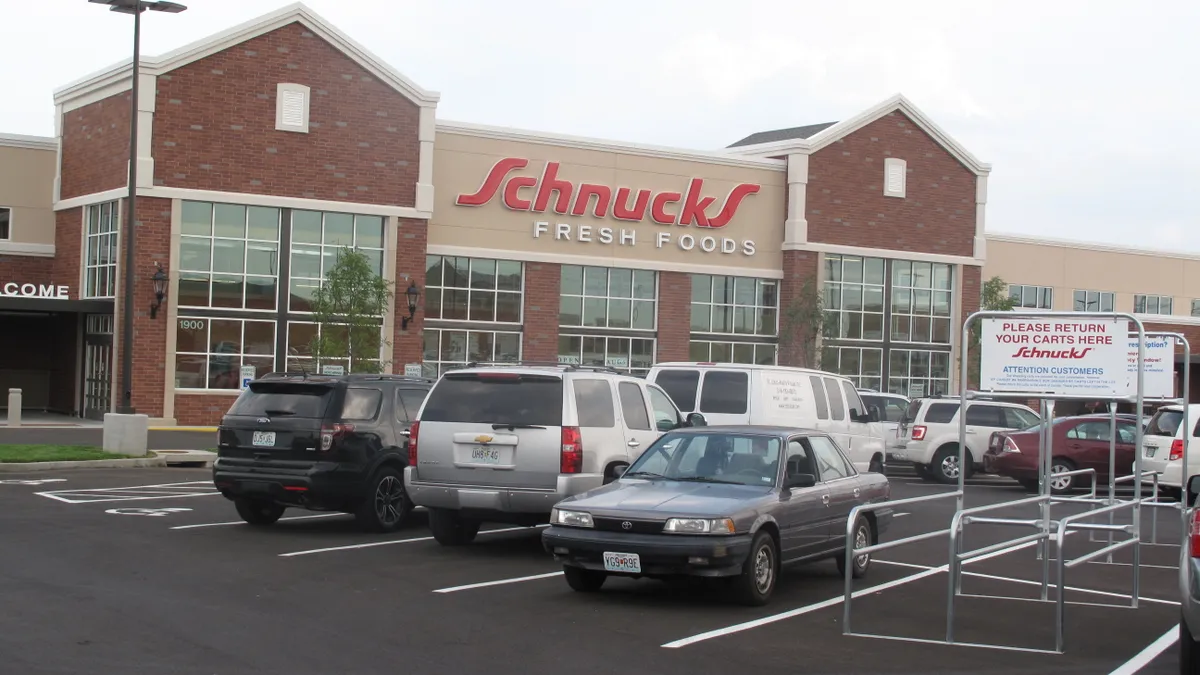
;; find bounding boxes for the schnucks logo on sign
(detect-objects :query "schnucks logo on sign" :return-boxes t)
[1010,347,1095,359]
[456,158,759,228]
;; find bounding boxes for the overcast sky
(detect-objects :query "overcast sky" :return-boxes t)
[2,0,1196,252]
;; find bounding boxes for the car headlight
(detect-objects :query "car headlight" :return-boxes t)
[551,508,593,528]
[663,518,735,534]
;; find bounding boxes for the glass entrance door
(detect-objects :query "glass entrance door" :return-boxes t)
[82,315,114,420]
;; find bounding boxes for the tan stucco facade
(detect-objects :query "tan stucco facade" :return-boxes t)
[430,129,788,277]
[0,139,57,247]
[984,234,1200,317]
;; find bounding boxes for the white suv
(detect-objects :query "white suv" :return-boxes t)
[892,397,1040,483]
[404,363,703,545]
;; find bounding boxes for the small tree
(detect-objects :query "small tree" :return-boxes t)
[967,275,1016,386]
[779,276,826,369]
[308,248,393,374]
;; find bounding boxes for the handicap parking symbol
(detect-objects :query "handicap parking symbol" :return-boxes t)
[105,507,194,517]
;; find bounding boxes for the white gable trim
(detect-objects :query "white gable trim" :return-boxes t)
[726,94,991,177]
[54,2,438,112]
[0,133,56,152]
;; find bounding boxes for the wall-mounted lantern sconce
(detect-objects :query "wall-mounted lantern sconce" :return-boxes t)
[402,279,420,329]
[150,263,168,319]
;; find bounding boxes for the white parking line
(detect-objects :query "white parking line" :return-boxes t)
[433,571,563,594]
[171,513,347,530]
[1108,625,1178,675]
[36,480,219,504]
[278,524,547,557]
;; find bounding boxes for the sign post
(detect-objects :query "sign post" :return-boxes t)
[239,365,256,390]
[321,365,345,376]
[403,363,422,378]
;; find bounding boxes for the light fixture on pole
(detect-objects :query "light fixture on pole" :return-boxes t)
[89,0,186,414]
[149,263,168,319]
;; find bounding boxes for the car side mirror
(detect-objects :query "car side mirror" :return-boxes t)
[786,473,816,489]
[612,465,628,478]
[1188,474,1200,507]
[685,412,707,427]
[867,408,880,423]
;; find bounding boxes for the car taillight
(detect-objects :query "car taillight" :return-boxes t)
[320,423,355,452]
[1191,510,1200,558]
[912,425,927,441]
[561,426,583,473]
[1170,439,1184,461]
[408,421,420,465]
[1003,437,1021,453]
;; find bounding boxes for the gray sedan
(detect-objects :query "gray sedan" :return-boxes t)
[542,425,893,605]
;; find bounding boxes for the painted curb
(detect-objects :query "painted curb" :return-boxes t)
[148,427,219,432]
[0,455,168,472]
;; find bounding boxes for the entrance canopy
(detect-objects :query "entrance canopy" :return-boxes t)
[0,296,114,314]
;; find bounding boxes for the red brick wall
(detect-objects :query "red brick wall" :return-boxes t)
[778,250,820,367]
[60,93,130,200]
[52,208,83,299]
[111,197,171,417]
[960,265,982,388]
[522,262,561,362]
[152,22,421,206]
[392,217,428,369]
[656,271,691,362]
[805,111,977,257]
[0,255,54,286]
[174,393,238,427]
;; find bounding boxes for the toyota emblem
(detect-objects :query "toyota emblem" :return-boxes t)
[621,521,632,530]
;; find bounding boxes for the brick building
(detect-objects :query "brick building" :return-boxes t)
[7,3,1179,426]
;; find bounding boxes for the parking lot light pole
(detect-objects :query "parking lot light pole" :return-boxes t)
[88,0,186,414]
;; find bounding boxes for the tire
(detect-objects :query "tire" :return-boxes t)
[868,456,884,474]
[731,530,779,606]
[930,446,968,484]
[234,498,285,526]
[563,566,607,592]
[355,467,411,533]
[913,463,934,480]
[1182,614,1200,674]
[427,507,481,546]
[1049,458,1078,495]
[1018,478,1040,493]
[837,516,873,579]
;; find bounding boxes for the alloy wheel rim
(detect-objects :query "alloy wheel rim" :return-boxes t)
[375,475,405,524]
[854,525,870,568]
[1051,467,1071,491]
[753,545,773,593]
[941,455,960,479]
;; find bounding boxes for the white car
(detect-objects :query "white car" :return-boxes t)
[1140,404,1200,493]
[893,397,1041,483]
[647,362,888,473]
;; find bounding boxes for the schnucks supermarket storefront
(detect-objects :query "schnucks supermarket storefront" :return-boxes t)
[1,4,992,425]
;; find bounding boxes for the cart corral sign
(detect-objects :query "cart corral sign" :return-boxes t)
[980,319,1130,397]
[1126,336,1175,400]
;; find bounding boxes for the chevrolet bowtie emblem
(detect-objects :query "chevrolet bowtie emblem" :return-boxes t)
[475,434,493,444]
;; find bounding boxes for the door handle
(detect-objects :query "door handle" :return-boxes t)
[627,440,640,448]
[965,429,977,435]
[821,494,830,506]
[400,429,411,437]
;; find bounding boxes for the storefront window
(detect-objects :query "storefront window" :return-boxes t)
[174,317,275,390]
[289,210,384,313]
[422,328,521,377]
[558,335,655,377]
[283,320,382,374]
[690,274,778,336]
[424,255,523,323]
[825,255,885,341]
[689,340,777,365]
[888,349,951,398]
[890,260,952,344]
[84,201,119,299]
[179,201,280,311]
[820,346,884,391]
[560,266,656,329]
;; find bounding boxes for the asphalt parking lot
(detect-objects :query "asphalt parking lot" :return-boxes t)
[0,465,1185,675]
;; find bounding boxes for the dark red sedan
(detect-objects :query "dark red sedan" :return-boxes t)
[983,414,1141,494]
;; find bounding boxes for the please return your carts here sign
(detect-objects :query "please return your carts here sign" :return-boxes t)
[980,319,1129,397]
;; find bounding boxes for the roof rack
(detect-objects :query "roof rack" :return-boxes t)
[256,371,434,383]
[454,360,624,375]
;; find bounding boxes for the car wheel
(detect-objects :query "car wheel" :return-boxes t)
[356,467,411,533]
[868,456,884,473]
[234,498,285,526]
[1018,478,1040,493]
[732,530,779,606]
[913,463,934,480]
[427,507,481,545]
[1049,458,1077,495]
[837,516,873,579]
[1182,614,1200,674]
[563,566,607,592]
[931,446,966,484]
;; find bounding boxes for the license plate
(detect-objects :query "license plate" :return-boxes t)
[470,446,501,464]
[252,431,276,447]
[603,552,641,574]
[1145,447,1157,458]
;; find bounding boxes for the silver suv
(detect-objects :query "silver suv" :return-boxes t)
[404,363,704,545]
[892,397,1040,483]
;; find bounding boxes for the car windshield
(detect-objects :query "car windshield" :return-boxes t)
[624,432,782,487]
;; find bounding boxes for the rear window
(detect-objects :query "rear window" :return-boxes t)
[655,370,700,412]
[923,402,960,424]
[230,382,334,418]
[900,399,922,424]
[420,373,564,426]
[699,371,749,414]
[573,379,616,428]
[341,388,382,421]
[1146,410,1182,437]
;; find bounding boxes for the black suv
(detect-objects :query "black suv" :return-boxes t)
[213,372,432,532]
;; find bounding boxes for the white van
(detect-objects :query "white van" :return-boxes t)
[645,362,887,473]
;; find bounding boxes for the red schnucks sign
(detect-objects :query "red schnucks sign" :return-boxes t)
[456,157,760,228]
